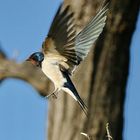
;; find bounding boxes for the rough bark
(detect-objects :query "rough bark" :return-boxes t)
[0,0,139,140]
[47,0,140,140]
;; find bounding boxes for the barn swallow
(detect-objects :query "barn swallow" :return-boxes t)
[26,3,108,116]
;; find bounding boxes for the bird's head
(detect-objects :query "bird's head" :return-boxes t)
[26,52,44,67]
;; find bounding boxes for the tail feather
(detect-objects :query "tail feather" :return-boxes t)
[62,71,88,116]
[77,98,88,116]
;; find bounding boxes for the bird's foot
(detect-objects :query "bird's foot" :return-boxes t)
[51,93,57,99]
[45,90,58,99]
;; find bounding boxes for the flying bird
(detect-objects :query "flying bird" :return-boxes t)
[26,3,108,116]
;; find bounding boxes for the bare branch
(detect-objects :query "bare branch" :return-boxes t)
[0,58,52,96]
[106,123,113,140]
[81,132,91,140]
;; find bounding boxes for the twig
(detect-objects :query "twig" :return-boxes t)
[106,123,113,140]
[81,132,91,140]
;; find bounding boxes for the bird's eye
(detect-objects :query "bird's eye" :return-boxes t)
[33,56,38,61]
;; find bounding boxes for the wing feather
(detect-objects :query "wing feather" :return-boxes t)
[42,3,108,74]
[42,4,78,74]
[75,3,108,62]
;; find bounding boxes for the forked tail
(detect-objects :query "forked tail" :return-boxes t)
[62,71,88,116]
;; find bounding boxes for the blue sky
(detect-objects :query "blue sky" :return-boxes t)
[0,0,139,140]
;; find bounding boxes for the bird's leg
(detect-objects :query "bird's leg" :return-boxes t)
[51,90,58,99]
[46,88,59,99]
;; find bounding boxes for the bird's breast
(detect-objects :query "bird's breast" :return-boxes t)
[42,57,66,88]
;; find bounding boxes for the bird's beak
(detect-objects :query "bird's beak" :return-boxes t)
[26,58,31,61]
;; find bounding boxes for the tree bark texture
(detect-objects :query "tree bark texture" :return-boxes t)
[0,0,139,140]
[47,0,139,140]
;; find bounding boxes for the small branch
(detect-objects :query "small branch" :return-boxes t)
[106,123,113,140]
[81,123,113,140]
[0,58,52,96]
[81,132,91,140]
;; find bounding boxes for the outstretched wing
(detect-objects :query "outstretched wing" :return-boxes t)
[42,3,108,74]
[75,3,108,62]
[42,4,78,73]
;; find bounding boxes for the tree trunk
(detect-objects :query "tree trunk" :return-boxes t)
[0,0,139,140]
[47,0,139,140]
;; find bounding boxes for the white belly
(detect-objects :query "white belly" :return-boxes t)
[42,57,66,89]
